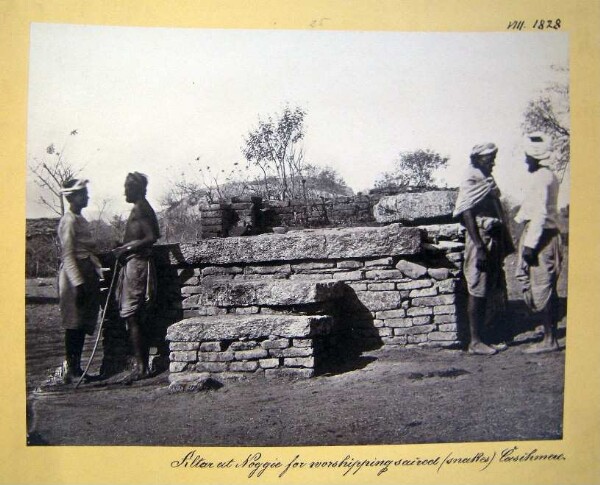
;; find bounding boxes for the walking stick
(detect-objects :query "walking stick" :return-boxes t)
[75,259,120,389]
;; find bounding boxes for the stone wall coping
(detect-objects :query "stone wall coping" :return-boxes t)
[159,224,422,266]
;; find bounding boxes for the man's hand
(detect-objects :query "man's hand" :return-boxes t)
[475,245,488,271]
[112,245,128,261]
[522,246,538,266]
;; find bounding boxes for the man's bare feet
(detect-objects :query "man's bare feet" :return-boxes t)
[522,341,559,354]
[490,342,508,352]
[468,342,497,355]
[119,367,149,385]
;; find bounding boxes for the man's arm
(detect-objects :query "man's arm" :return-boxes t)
[462,209,488,271]
[491,198,516,256]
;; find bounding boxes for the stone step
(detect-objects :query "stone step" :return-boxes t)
[182,279,345,307]
[167,314,335,342]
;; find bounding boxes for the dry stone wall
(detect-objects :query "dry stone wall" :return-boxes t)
[196,191,459,239]
[198,195,379,238]
[264,195,376,228]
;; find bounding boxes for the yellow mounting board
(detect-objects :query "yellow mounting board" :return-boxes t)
[1,1,599,484]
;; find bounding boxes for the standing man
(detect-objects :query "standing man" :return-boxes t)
[453,143,514,355]
[57,178,101,383]
[515,133,562,353]
[113,172,160,381]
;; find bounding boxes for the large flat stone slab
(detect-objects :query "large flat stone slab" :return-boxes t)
[162,224,422,265]
[189,280,345,307]
[167,315,333,341]
[373,190,458,223]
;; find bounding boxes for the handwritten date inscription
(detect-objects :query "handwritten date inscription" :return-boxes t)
[507,19,562,30]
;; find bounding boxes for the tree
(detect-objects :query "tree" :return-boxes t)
[242,106,307,200]
[28,130,83,216]
[160,179,206,209]
[374,149,449,190]
[302,164,353,199]
[88,218,121,252]
[108,214,127,241]
[522,66,569,181]
[159,180,206,242]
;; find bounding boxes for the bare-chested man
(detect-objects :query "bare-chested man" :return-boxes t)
[113,172,160,381]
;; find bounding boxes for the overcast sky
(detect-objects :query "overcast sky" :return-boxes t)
[26,24,569,219]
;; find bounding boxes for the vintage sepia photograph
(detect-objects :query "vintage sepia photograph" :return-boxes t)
[25,23,570,448]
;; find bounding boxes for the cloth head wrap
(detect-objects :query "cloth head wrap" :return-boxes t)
[126,172,148,189]
[524,132,551,160]
[471,143,498,157]
[60,178,89,195]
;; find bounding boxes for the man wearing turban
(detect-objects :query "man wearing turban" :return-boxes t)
[515,133,562,353]
[453,143,514,355]
[113,172,160,381]
[57,178,101,383]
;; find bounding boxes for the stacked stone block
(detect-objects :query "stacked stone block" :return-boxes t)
[167,280,346,383]
[97,219,470,384]
[159,224,466,352]
[166,314,338,385]
[170,252,465,352]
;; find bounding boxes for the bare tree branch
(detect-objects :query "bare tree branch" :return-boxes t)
[28,130,84,215]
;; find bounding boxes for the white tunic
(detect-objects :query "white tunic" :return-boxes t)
[515,166,559,249]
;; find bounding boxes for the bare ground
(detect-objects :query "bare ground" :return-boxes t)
[26,301,566,447]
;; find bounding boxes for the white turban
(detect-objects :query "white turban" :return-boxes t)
[60,178,89,195]
[524,132,552,160]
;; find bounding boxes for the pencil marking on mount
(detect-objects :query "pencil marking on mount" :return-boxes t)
[310,17,331,28]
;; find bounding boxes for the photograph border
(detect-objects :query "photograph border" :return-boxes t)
[2,1,599,484]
